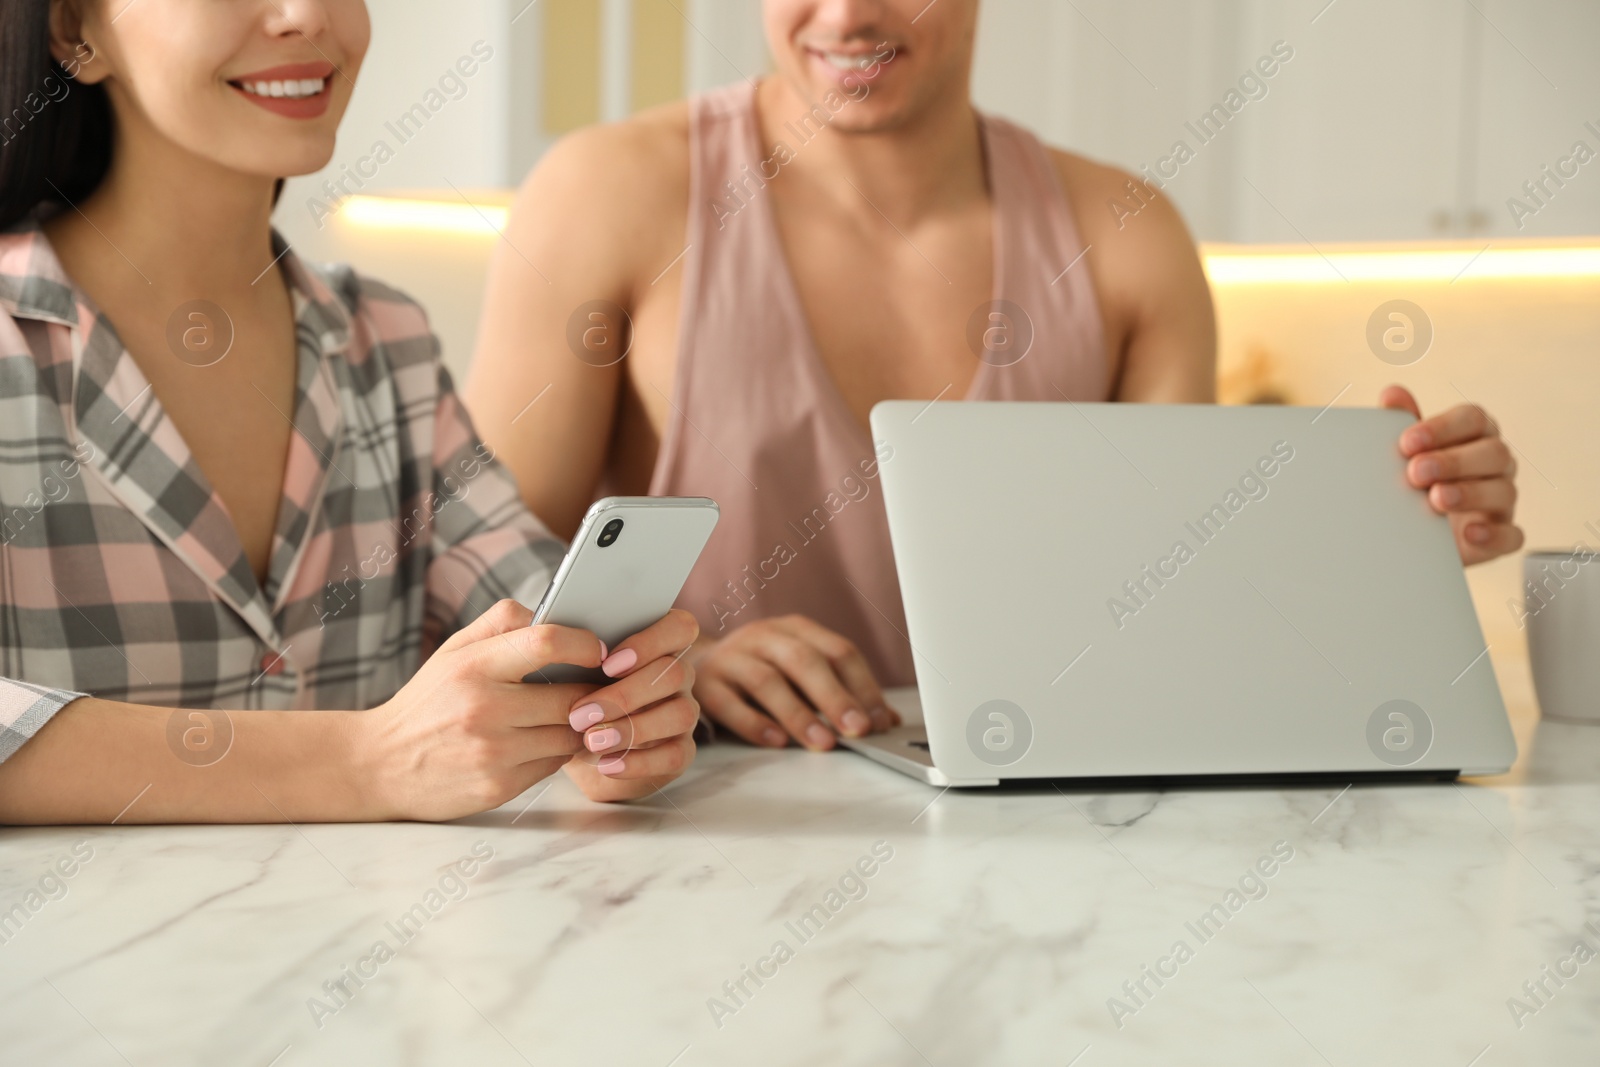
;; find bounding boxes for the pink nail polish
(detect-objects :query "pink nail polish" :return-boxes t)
[601,647,638,678]
[805,723,834,749]
[587,727,622,752]
[598,756,626,775]
[762,728,787,747]
[598,640,608,661]
[568,703,605,731]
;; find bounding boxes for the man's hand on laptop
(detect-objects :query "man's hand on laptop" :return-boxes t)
[690,616,901,751]
[1382,385,1524,566]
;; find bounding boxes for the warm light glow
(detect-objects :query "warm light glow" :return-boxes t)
[337,196,509,236]
[1203,244,1600,284]
[334,194,1600,286]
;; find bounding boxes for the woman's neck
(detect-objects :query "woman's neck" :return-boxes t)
[45,113,281,302]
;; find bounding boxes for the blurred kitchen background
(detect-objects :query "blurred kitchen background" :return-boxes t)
[277,0,1600,676]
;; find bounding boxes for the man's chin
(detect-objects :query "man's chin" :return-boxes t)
[824,109,916,136]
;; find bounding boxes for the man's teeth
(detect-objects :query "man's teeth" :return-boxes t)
[822,52,877,71]
[239,78,327,99]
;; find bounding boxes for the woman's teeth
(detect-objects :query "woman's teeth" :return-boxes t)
[238,78,327,99]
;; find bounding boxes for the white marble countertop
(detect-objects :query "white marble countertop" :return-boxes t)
[1,648,1596,1067]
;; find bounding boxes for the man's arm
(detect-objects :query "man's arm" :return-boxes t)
[1052,152,1217,404]
[465,111,690,539]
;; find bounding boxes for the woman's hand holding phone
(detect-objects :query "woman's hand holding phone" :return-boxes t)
[356,601,700,819]
[561,608,702,802]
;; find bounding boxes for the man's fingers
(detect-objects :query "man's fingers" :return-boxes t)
[772,615,890,731]
[601,608,700,679]
[1379,384,1422,422]
[1456,515,1525,564]
[1400,402,1497,456]
[1407,437,1515,486]
[696,679,788,747]
[724,656,835,751]
[1429,477,1516,519]
[762,633,872,738]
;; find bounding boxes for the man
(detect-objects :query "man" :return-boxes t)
[465,0,1521,753]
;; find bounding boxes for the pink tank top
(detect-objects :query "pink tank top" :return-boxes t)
[651,82,1108,687]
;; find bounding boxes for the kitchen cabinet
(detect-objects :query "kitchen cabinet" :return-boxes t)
[971,0,1600,242]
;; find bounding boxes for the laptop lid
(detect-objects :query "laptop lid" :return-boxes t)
[870,401,1516,782]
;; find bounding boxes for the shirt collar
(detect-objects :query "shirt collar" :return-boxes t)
[3,217,354,644]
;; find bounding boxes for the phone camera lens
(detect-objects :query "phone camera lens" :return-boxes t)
[597,518,624,547]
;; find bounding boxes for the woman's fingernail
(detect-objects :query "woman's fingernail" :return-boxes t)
[569,703,605,730]
[598,640,608,661]
[1468,524,1490,544]
[601,647,638,678]
[587,727,623,752]
[762,728,787,747]
[1436,484,1462,507]
[1404,429,1432,452]
[841,709,870,737]
[805,723,834,749]
[869,707,893,732]
[1414,458,1440,482]
[598,756,626,775]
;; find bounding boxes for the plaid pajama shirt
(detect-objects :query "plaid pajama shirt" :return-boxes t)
[0,221,565,762]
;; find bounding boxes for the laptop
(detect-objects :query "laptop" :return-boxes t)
[839,401,1517,787]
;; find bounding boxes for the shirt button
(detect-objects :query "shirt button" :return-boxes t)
[260,651,287,676]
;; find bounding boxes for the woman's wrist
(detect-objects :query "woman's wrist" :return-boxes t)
[338,705,405,822]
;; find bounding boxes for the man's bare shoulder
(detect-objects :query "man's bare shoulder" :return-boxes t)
[535,101,690,194]
[1045,148,1197,262]
[508,102,692,275]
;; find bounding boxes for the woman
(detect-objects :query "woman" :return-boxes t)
[0,0,700,824]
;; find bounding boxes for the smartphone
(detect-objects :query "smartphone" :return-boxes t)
[528,496,720,683]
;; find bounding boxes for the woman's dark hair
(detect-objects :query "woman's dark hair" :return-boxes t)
[0,5,283,232]
[0,2,113,231]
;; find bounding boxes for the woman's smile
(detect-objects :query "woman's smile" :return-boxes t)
[227,60,336,118]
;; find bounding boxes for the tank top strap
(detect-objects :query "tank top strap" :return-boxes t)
[979,113,1109,402]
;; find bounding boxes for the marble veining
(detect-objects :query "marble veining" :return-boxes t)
[0,650,1596,1065]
